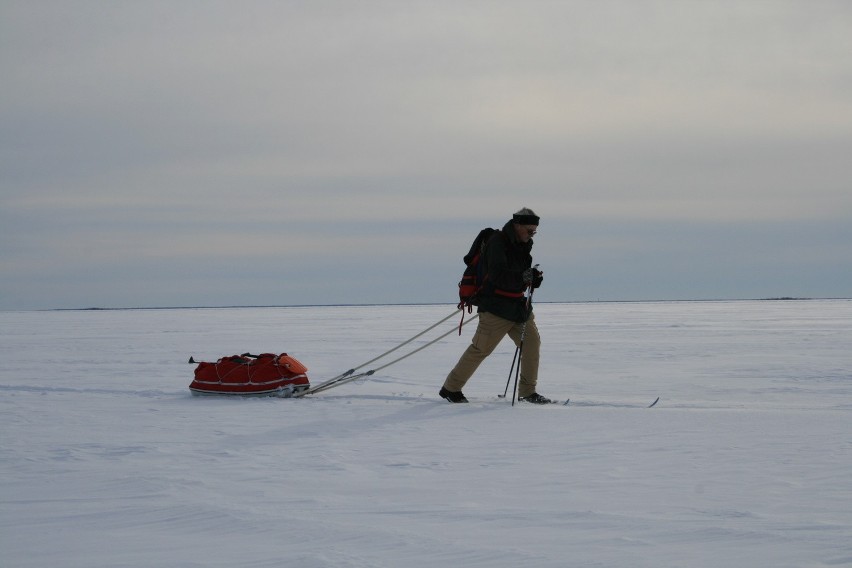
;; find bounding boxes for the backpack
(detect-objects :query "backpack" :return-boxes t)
[457,227,498,311]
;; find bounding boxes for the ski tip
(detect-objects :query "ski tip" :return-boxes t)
[648,396,660,408]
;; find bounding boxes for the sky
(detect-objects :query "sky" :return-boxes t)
[2,0,851,310]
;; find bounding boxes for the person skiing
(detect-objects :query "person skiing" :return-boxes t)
[440,208,550,404]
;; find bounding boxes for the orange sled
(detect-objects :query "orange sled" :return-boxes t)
[189,352,309,397]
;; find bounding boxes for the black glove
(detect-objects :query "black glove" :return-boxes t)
[522,265,541,285]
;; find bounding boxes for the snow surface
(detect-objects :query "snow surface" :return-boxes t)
[1,300,851,568]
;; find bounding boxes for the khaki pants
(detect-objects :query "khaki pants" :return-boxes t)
[443,311,540,398]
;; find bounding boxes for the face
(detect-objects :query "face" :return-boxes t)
[515,223,538,243]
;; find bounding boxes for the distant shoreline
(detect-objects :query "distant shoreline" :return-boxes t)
[34,297,850,312]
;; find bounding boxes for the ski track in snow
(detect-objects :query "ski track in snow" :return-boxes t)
[1,301,851,568]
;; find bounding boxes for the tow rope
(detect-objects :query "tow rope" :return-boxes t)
[295,308,478,397]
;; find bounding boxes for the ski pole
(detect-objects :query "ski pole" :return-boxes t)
[510,322,526,406]
[510,309,529,406]
[511,272,537,407]
[498,345,520,398]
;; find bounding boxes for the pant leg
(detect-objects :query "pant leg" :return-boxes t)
[443,312,514,392]
[507,313,540,398]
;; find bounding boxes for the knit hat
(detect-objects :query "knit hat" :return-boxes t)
[512,208,539,226]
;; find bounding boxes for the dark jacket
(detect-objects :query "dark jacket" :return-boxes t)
[478,220,542,323]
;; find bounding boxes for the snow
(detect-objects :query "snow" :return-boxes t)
[1,300,851,568]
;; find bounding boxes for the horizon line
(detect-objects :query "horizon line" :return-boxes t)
[27,296,851,312]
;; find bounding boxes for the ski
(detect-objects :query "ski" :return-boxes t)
[562,396,660,408]
[496,396,659,407]
[521,398,569,405]
[496,395,568,405]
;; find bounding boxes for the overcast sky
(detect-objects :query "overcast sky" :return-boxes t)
[2,1,851,310]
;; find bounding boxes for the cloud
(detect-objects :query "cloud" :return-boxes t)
[2,1,852,308]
